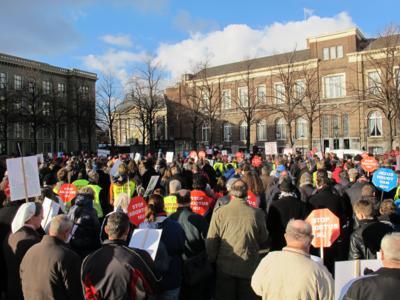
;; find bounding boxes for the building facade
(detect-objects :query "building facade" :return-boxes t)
[0,53,97,155]
[165,28,400,154]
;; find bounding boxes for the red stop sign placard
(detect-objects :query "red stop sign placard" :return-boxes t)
[306,208,340,248]
[251,155,262,167]
[58,183,77,203]
[127,196,147,226]
[361,156,379,173]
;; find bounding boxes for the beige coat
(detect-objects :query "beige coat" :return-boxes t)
[251,247,334,300]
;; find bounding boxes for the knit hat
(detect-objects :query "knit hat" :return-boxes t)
[11,202,36,233]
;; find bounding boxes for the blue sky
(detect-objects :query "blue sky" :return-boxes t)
[1,0,399,87]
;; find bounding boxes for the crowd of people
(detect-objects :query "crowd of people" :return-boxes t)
[0,149,399,300]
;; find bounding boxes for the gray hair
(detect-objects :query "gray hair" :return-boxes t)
[226,178,238,192]
[381,233,400,261]
[169,180,182,194]
[230,179,248,199]
[106,211,130,239]
[49,215,73,236]
[285,219,313,244]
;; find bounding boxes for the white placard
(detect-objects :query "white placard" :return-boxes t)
[335,259,382,299]
[41,197,61,233]
[129,228,162,260]
[283,148,293,155]
[143,175,160,198]
[134,153,141,163]
[166,152,174,164]
[221,150,228,156]
[110,159,122,177]
[36,153,44,164]
[325,147,331,153]
[265,142,278,155]
[130,153,134,159]
[48,152,53,159]
[6,156,41,201]
[97,149,110,157]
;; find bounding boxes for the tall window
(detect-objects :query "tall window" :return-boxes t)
[58,83,65,95]
[368,111,382,137]
[240,121,248,141]
[323,45,344,60]
[222,89,231,109]
[275,83,285,104]
[201,123,210,142]
[332,114,339,137]
[367,71,380,95]
[14,122,23,138]
[323,48,330,60]
[223,123,232,142]
[0,73,7,89]
[238,87,248,107]
[58,124,66,139]
[29,123,35,139]
[201,90,210,110]
[342,113,349,136]
[42,81,51,95]
[257,119,267,141]
[257,85,266,104]
[324,75,345,98]
[296,118,308,138]
[295,80,305,99]
[276,118,286,140]
[322,115,329,137]
[337,45,344,58]
[14,75,22,90]
[42,101,50,116]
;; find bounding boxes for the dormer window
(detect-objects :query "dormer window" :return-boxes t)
[323,45,344,60]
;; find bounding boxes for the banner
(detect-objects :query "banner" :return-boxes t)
[265,142,278,155]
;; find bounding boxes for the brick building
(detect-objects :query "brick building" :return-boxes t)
[165,28,400,154]
[0,53,97,155]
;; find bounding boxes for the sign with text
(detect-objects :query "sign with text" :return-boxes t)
[372,168,398,192]
[41,197,61,233]
[361,156,379,173]
[306,208,340,248]
[97,149,110,157]
[166,152,174,163]
[129,228,162,260]
[58,183,78,203]
[265,142,278,155]
[127,196,147,226]
[143,175,160,198]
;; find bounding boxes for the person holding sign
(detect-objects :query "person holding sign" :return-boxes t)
[109,163,136,206]
[190,174,215,222]
[251,220,334,300]
[81,212,160,300]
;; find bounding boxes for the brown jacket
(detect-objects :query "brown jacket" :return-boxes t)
[3,226,41,300]
[20,235,84,300]
[206,197,268,278]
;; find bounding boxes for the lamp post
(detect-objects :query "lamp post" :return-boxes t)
[301,134,304,155]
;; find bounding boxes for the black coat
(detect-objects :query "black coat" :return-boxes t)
[309,186,344,220]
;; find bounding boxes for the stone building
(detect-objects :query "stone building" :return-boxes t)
[165,28,400,154]
[0,53,97,155]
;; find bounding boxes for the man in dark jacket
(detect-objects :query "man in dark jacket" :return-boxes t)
[341,232,400,300]
[81,211,160,299]
[20,214,84,300]
[349,200,393,260]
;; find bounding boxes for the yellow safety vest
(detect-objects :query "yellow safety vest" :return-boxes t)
[87,184,104,218]
[112,181,136,200]
[164,195,178,215]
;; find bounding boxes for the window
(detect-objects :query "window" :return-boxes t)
[367,71,380,95]
[223,123,232,142]
[238,87,248,107]
[14,75,22,90]
[0,96,5,111]
[201,90,210,110]
[0,73,7,89]
[332,115,339,137]
[330,47,336,59]
[240,121,248,141]
[58,83,65,95]
[28,81,35,93]
[337,45,344,58]
[342,113,349,136]
[80,85,89,94]
[29,123,35,139]
[222,89,231,109]
[201,123,210,142]
[14,122,23,138]
[257,85,266,103]
[42,81,51,95]
[43,142,51,153]
[323,48,330,60]
[257,119,267,141]
[295,80,305,99]
[42,101,50,116]
[368,111,382,137]
[59,124,66,139]
[296,118,308,139]
[275,83,285,104]
[324,74,345,98]
[276,118,286,140]
[322,115,330,137]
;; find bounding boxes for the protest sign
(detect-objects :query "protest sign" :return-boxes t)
[164,195,178,215]
[129,229,162,260]
[251,155,262,168]
[235,151,244,162]
[143,175,160,198]
[247,191,259,208]
[361,156,379,173]
[134,153,141,162]
[283,148,293,155]
[127,196,147,226]
[97,149,110,157]
[306,208,340,248]
[372,168,398,192]
[166,152,174,163]
[7,156,41,201]
[58,183,78,203]
[41,197,61,233]
[36,153,44,164]
[265,142,278,155]
[110,159,122,177]
[47,152,53,159]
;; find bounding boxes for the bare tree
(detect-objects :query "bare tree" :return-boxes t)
[0,81,15,154]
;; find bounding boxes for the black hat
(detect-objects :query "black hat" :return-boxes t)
[279,177,294,193]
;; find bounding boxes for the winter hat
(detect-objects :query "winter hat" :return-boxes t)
[279,177,294,193]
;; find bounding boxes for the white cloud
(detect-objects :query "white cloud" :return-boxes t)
[173,10,218,34]
[100,34,133,48]
[303,8,314,19]
[155,12,356,82]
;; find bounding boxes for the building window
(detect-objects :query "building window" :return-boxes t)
[59,124,66,139]
[276,118,286,140]
[201,123,210,142]
[43,142,51,153]
[332,114,340,137]
[342,113,349,137]
[29,123,35,139]
[257,119,267,141]
[0,73,7,89]
[257,85,266,104]
[323,48,330,60]
[58,83,65,95]
[79,85,89,95]
[240,121,248,141]
[14,122,23,138]
[367,71,380,95]
[14,75,22,90]
[42,101,50,116]
[368,111,382,137]
[223,123,232,142]
[322,115,330,137]
[324,74,345,98]
[337,45,344,58]
[201,90,210,111]
[222,89,231,109]
[238,87,248,107]
[42,81,51,95]
[296,118,308,139]
[295,80,305,99]
[330,46,336,59]
[323,45,343,60]
[274,83,285,104]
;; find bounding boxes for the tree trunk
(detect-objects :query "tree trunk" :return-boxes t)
[52,126,57,153]
[288,122,294,148]
[141,127,146,155]
[246,119,251,151]
[389,117,394,151]
[192,122,197,150]
[308,121,313,151]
